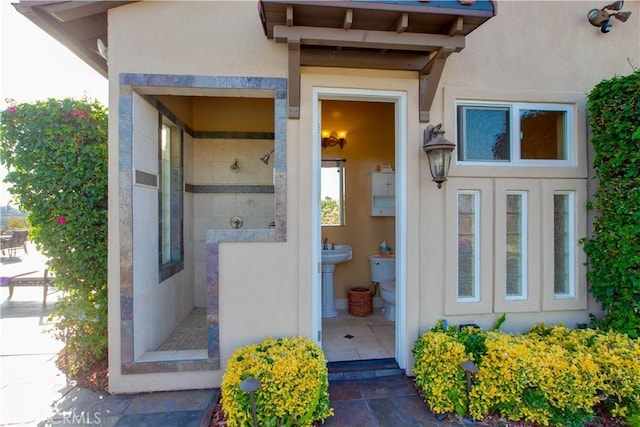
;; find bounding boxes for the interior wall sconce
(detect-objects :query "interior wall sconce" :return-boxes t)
[321,130,347,149]
[230,158,240,172]
[588,1,632,33]
[260,149,274,164]
[423,124,456,189]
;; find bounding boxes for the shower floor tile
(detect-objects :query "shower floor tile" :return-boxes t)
[156,308,207,351]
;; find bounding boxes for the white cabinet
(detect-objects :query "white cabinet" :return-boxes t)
[370,172,395,216]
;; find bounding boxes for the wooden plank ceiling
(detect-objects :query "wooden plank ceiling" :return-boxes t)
[259,0,496,121]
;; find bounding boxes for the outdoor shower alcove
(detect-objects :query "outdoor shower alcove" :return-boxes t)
[119,74,287,374]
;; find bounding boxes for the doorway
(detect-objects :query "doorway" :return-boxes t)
[311,88,408,369]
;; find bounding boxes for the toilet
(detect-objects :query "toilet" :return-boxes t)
[368,255,396,322]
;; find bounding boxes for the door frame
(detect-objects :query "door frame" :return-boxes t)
[311,87,408,369]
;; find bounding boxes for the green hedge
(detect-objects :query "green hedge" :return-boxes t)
[584,70,640,338]
[0,98,108,379]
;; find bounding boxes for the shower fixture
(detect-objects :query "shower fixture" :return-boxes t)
[260,149,274,164]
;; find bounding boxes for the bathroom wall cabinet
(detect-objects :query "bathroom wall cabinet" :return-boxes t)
[369,172,395,216]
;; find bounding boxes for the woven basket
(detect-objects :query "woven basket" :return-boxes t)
[348,287,372,317]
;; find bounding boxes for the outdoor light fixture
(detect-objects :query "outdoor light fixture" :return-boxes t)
[460,360,479,419]
[321,130,347,149]
[260,149,274,164]
[588,1,632,33]
[422,124,456,189]
[240,376,261,427]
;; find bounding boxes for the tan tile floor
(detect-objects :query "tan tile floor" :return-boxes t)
[322,309,395,362]
[157,307,396,359]
[157,307,207,351]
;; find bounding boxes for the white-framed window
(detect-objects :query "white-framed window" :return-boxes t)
[159,114,183,280]
[456,102,574,166]
[505,192,527,300]
[553,191,575,298]
[457,191,480,302]
[321,160,346,226]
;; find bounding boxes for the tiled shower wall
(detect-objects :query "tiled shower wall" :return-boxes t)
[192,137,276,305]
[192,138,275,231]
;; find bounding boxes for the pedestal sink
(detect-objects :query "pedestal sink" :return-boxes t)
[321,244,352,317]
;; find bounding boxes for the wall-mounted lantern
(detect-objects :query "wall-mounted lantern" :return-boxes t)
[422,124,456,189]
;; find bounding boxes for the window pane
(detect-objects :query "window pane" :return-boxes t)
[159,116,184,277]
[520,110,566,160]
[458,192,478,300]
[554,193,573,296]
[458,106,510,161]
[161,123,172,264]
[321,162,345,226]
[506,193,526,298]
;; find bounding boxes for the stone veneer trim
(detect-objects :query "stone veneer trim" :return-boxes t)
[119,73,287,374]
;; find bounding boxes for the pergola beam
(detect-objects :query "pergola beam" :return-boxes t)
[274,25,465,52]
[288,39,301,119]
[419,48,455,123]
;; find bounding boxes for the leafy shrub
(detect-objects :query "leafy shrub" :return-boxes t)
[413,330,469,416]
[584,70,640,338]
[221,337,333,427]
[413,324,640,426]
[0,98,108,382]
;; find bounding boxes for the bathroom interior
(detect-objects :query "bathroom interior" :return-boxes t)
[150,94,397,365]
[320,100,397,363]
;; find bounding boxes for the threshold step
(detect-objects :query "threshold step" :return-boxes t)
[327,358,404,381]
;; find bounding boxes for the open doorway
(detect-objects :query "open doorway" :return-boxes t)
[314,92,406,365]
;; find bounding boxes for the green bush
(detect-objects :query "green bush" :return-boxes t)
[0,98,108,381]
[413,325,640,425]
[584,70,640,338]
[221,337,333,427]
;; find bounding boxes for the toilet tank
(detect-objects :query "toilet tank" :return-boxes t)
[368,255,395,282]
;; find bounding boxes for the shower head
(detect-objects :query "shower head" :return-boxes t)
[260,149,274,164]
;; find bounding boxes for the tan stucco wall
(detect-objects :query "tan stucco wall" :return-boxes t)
[107,1,640,392]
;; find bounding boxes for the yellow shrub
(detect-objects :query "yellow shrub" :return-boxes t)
[221,337,333,427]
[413,325,640,426]
[412,331,470,416]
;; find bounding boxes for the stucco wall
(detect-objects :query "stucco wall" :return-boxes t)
[107,0,640,392]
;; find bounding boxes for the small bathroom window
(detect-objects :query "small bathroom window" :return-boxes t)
[321,160,345,226]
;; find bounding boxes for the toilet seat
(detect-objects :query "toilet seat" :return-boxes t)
[380,281,395,292]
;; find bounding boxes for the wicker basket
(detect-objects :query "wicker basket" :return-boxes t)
[348,287,372,317]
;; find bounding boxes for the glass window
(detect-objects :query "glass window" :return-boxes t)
[457,106,510,161]
[457,102,573,165]
[520,110,567,160]
[506,192,527,299]
[321,160,345,226]
[554,192,574,297]
[458,191,480,301]
[159,115,183,279]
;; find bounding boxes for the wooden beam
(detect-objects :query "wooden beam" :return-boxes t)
[395,13,408,33]
[288,39,301,119]
[448,16,464,36]
[301,48,430,71]
[273,25,465,52]
[343,9,353,30]
[419,48,454,122]
[286,5,293,26]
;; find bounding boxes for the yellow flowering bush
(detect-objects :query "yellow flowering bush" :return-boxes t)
[221,337,333,427]
[413,324,640,426]
[412,331,470,416]
[470,332,601,426]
